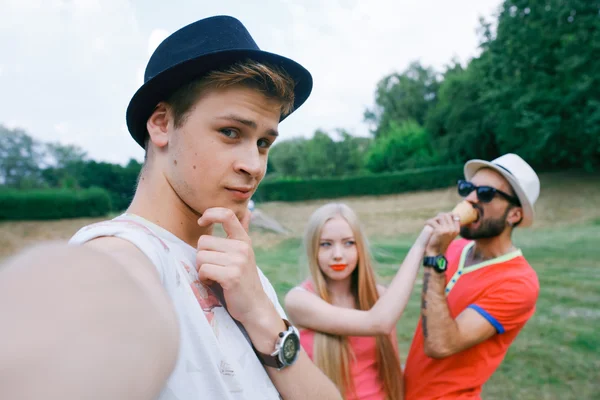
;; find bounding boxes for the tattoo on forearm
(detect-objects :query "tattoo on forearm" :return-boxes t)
[422,272,430,337]
[422,272,430,310]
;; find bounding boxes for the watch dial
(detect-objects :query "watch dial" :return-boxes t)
[282,335,299,364]
[437,257,446,269]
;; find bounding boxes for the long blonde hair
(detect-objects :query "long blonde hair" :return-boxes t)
[303,203,403,400]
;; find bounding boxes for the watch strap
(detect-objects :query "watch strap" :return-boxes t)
[253,319,293,369]
[422,256,437,267]
[423,255,448,272]
[208,283,298,369]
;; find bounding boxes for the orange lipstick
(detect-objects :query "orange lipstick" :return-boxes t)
[330,264,347,271]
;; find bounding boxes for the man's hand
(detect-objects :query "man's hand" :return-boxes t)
[196,207,269,325]
[424,212,461,256]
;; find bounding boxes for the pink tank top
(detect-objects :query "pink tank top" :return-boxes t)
[298,281,385,400]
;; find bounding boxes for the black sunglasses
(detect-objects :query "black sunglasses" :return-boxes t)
[457,180,521,206]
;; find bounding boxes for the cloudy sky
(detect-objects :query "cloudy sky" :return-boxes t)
[1,0,502,164]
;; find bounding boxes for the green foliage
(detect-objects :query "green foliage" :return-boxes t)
[254,165,462,202]
[475,0,600,170]
[0,125,46,188]
[268,129,371,179]
[423,0,600,170]
[365,120,440,172]
[366,0,600,172]
[0,124,141,212]
[365,62,440,138]
[332,130,370,176]
[0,188,112,220]
[72,159,142,211]
[298,130,337,177]
[425,59,501,164]
[267,137,308,177]
[41,159,142,211]
[46,142,88,169]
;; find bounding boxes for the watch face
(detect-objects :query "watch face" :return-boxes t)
[281,333,300,365]
[436,256,447,270]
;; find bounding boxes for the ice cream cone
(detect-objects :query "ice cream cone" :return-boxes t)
[451,201,478,225]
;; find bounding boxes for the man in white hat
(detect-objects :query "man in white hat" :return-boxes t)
[404,153,541,399]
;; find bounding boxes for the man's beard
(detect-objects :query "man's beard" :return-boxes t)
[460,205,511,240]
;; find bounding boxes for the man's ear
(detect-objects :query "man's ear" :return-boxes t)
[507,206,523,227]
[146,102,171,149]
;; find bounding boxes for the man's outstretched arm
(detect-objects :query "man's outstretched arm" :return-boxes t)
[0,241,180,400]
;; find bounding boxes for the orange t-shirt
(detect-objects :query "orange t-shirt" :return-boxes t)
[297,280,388,400]
[404,239,539,400]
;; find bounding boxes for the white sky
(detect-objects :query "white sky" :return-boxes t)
[0,0,503,164]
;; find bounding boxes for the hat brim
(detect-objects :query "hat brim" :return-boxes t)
[464,160,534,227]
[126,48,313,148]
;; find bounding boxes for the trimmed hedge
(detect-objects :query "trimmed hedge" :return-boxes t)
[254,165,463,202]
[0,188,112,220]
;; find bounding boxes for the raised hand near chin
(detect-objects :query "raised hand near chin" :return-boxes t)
[196,207,269,324]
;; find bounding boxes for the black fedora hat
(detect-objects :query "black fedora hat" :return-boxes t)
[126,15,313,148]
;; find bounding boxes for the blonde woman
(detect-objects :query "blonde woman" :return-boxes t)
[285,203,431,400]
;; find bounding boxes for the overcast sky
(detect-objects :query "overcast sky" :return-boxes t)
[1,0,502,164]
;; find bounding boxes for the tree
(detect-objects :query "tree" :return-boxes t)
[42,142,89,188]
[268,137,308,177]
[0,125,45,188]
[365,120,439,173]
[477,0,600,170]
[45,142,88,169]
[73,159,142,211]
[299,130,338,178]
[268,130,371,178]
[425,57,500,164]
[365,62,440,138]
[330,129,371,176]
[0,124,142,210]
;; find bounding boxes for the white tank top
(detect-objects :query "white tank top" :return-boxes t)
[69,213,287,399]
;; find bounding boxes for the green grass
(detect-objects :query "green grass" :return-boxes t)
[255,221,600,400]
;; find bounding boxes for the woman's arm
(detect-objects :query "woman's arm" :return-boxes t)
[285,227,431,336]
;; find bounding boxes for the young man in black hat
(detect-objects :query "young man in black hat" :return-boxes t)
[0,16,341,400]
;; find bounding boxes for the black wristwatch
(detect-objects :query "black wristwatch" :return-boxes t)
[423,255,448,273]
[254,319,300,370]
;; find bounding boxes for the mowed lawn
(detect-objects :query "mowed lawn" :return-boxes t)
[1,171,599,398]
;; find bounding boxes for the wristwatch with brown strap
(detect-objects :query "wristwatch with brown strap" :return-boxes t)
[209,283,300,370]
[253,319,301,370]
